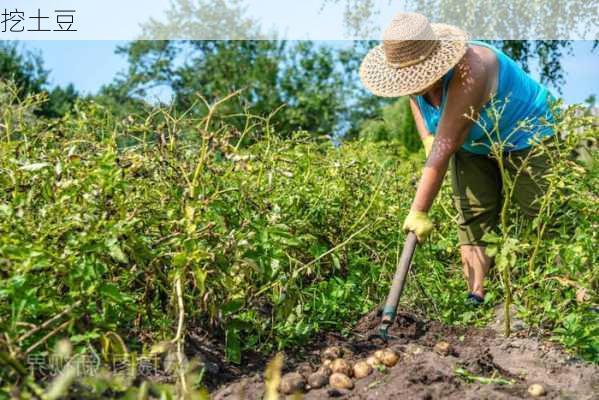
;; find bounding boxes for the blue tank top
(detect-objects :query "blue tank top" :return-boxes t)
[415,41,556,155]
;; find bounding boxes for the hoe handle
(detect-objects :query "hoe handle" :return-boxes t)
[380,232,418,327]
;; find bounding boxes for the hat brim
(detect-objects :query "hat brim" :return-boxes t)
[359,24,469,97]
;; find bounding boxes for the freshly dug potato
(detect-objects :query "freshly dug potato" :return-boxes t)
[377,349,399,367]
[434,341,453,357]
[318,365,332,377]
[405,343,424,355]
[307,367,331,389]
[340,346,354,358]
[330,358,353,376]
[322,359,332,367]
[296,362,313,378]
[366,355,382,368]
[279,372,306,395]
[527,383,546,397]
[352,361,373,379]
[373,350,385,362]
[321,346,342,361]
[329,373,354,390]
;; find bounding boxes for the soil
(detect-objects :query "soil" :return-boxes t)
[207,308,599,400]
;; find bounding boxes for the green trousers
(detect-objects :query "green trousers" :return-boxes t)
[449,144,552,246]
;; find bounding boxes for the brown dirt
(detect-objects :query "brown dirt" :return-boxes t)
[209,308,599,400]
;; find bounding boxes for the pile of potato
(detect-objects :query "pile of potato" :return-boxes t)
[279,346,400,395]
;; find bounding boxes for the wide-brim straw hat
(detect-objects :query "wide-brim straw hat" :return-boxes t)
[360,12,469,97]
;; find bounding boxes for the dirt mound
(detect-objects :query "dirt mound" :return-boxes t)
[211,309,599,399]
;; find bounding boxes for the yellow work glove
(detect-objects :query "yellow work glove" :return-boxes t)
[402,210,433,243]
[422,135,434,157]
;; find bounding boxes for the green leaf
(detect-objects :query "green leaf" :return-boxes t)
[222,299,244,315]
[107,240,128,263]
[193,267,208,295]
[481,232,501,244]
[331,253,341,270]
[225,328,241,364]
[485,246,498,258]
[99,283,130,304]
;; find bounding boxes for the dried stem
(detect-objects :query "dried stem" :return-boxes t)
[19,300,81,343]
[25,320,71,355]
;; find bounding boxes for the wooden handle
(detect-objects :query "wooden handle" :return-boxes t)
[381,231,418,324]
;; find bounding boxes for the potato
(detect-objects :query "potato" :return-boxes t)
[279,372,306,395]
[374,350,385,362]
[434,341,453,357]
[366,355,382,368]
[318,365,332,377]
[378,349,399,367]
[329,373,354,390]
[321,346,342,361]
[527,383,546,397]
[352,361,373,379]
[296,362,313,378]
[322,359,332,367]
[330,358,352,376]
[307,368,330,389]
[405,343,423,355]
[340,346,354,358]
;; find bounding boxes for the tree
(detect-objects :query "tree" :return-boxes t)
[42,84,79,118]
[322,0,599,91]
[0,42,47,96]
[110,34,389,139]
[0,42,78,117]
[97,0,388,139]
[359,97,419,151]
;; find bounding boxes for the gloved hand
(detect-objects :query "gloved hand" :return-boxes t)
[422,135,434,157]
[402,210,433,243]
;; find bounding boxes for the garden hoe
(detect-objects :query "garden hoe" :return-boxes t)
[370,231,418,343]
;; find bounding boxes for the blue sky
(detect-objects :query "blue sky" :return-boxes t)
[20,40,598,105]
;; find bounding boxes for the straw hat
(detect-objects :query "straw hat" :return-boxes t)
[360,12,468,97]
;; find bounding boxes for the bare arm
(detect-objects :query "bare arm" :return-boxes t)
[411,53,490,213]
[409,97,433,142]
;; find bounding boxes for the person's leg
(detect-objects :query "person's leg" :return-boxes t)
[460,244,492,298]
[450,150,502,300]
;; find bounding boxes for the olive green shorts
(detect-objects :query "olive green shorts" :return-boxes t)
[449,145,552,246]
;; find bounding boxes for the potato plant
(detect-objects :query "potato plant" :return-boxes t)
[0,81,596,398]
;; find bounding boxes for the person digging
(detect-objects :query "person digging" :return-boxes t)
[359,13,556,306]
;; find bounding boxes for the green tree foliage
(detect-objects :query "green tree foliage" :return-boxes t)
[102,0,385,139]
[0,42,78,118]
[111,39,381,139]
[42,84,79,118]
[359,97,420,151]
[323,0,599,91]
[0,42,47,96]
[139,0,261,40]
[490,40,575,90]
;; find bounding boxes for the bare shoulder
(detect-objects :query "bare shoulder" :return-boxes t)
[452,45,498,97]
[447,45,497,110]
